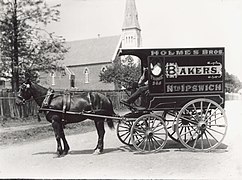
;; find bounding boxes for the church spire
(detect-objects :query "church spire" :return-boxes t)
[122,0,141,31]
[122,0,142,48]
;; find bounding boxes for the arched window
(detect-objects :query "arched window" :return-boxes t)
[50,71,55,85]
[84,68,89,84]
[70,74,75,88]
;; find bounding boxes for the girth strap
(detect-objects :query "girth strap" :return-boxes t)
[63,90,71,114]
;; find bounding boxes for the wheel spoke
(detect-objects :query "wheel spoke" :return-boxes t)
[206,127,225,135]
[185,130,198,144]
[201,133,204,150]
[180,126,196,137]
[204,108,219,122]
[207,116,224,124]
[204,102,212,120]
[205,129,219,143]
[184,109,199,122]
[180,114,198,124]
[153,126,165,133]
[204,131,212,147]
[133,126,146,133]
[152,136,163,146]
[192,133,199,148]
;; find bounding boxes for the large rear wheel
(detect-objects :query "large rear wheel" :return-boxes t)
[176,98,227,151]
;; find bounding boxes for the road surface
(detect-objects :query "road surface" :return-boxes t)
[0,100,242,179]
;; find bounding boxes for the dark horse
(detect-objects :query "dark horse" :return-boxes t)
[16,80,116,156]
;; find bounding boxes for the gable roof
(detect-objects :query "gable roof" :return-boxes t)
[63,35,121,67]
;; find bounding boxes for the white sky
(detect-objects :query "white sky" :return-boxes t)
[46,0,242,80]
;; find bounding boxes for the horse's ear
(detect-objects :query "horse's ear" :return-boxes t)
[26,79,31,85]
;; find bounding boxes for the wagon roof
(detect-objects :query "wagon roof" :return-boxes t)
[118,47,225,66]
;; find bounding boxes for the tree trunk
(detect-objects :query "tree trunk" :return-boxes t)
[12,0,19,93]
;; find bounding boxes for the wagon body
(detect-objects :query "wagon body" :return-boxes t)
[117,47,227,152]
[118,47,225,110]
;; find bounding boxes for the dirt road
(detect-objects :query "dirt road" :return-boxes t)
[0,100,242,179]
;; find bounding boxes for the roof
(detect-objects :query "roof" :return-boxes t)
[63,35,121,67]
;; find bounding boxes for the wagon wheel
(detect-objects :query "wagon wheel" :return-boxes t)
[176,98,227,151]
[131,114,168,152]
[162,110,180,142]
[117,120,134,146]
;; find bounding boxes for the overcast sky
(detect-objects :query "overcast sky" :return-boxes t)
[46,0,242,80]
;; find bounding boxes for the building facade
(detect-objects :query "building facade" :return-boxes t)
[39,0,142,90]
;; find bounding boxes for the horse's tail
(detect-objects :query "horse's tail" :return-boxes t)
[107,119,114,129]
[106,98,117,129]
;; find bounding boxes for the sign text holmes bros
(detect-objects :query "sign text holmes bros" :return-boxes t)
[148,48,224,94]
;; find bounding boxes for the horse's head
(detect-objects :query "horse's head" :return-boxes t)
[16,80,33,105]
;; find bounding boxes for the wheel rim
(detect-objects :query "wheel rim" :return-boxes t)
[131,114,168,152]
[176,98,227,151]
[117,120,134,146]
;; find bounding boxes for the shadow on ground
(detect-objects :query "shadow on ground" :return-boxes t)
[32,139,228,157]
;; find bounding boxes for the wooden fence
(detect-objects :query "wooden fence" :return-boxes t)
[0,89,128,119]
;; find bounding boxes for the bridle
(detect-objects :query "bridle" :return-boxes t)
[17,83,53,105]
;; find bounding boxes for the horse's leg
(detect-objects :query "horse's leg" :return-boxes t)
[93,119,105,154]
[51,115,63,156]
[60,124,70,155]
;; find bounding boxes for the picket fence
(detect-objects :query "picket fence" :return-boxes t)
[0,89,128,119]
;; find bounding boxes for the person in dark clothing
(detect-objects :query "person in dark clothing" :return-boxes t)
[121,67,149,106]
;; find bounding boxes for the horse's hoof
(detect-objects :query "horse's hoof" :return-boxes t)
[93,149,102,155]
[62,151,69,156]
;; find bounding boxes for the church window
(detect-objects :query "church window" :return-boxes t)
[70,74,75,88]
[50,71,55,85]
[84,68,89,84]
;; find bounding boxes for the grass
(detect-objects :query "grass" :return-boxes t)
[0,115,97,146]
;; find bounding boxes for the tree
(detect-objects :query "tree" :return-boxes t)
[0,0,68,92]
[99,56,141,89]
[225,71,242,93]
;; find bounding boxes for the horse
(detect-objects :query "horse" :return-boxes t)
[16,79,116,156]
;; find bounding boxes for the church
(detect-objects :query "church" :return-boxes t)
[39,0,142,90]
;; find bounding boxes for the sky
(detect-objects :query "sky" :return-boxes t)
[46,0,242,80]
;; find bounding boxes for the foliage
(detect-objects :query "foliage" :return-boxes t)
[225,71,242,93]
[0,0,68,91]
[99,56,141,89]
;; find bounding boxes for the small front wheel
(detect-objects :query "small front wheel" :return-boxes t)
[131,114,168,152]
[117,120,134,146]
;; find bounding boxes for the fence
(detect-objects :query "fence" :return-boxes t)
[0,89,39,119]
[0,89,129,119]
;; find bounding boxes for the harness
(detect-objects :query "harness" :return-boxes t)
[41,88,54,108]
[40,90,94,122]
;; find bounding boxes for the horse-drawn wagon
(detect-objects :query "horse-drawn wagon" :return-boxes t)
[117,47,227,152]
[17,47,227,156]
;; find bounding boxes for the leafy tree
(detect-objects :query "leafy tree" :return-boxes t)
[0,0,68,92]
[100,56,141,89]
[225,71,242,93]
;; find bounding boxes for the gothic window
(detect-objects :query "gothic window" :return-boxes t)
[84,68,89,84]
[70,74,75,88]
[50,71,55,85]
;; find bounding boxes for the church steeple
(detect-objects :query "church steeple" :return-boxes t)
[122,0,141,48]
